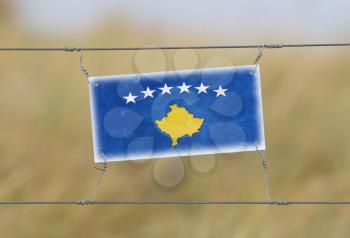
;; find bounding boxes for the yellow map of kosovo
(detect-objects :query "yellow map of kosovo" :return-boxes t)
[156,104,204,146]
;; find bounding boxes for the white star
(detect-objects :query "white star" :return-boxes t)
[123,92,138,104]
[177,82,191,94]
[141,87,155,98]
[159,83,173,95]
[195,83,209,94]
[213,85,227,97]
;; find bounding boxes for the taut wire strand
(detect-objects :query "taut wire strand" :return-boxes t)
[253,46,263,73]
[254,46,263,64]
[256,146,271,202]
[92,161,107,201]
[0,200,350,205]
[1,43,350,51]
[79,51,98,86]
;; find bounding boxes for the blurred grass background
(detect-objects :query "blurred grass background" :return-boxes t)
[1,1,350,237]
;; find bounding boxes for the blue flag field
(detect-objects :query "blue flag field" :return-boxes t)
[89,65,265,163]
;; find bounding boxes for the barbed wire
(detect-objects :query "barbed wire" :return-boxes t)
[0,43,350,52]
[0,200,350,205]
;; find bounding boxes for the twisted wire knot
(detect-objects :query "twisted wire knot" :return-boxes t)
[261,158,268,170]
[79,54,98,86]
[262,43,283,49]
[270,200,290,206]
[64,47,82,52]
[75,200,94,205]
[253,46,263,65]
[256,145,268,170]
[93,163,107,172]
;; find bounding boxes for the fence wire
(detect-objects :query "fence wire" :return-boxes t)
[1,41,350,206]
[0,200,350,205]
[0,43,350,52]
